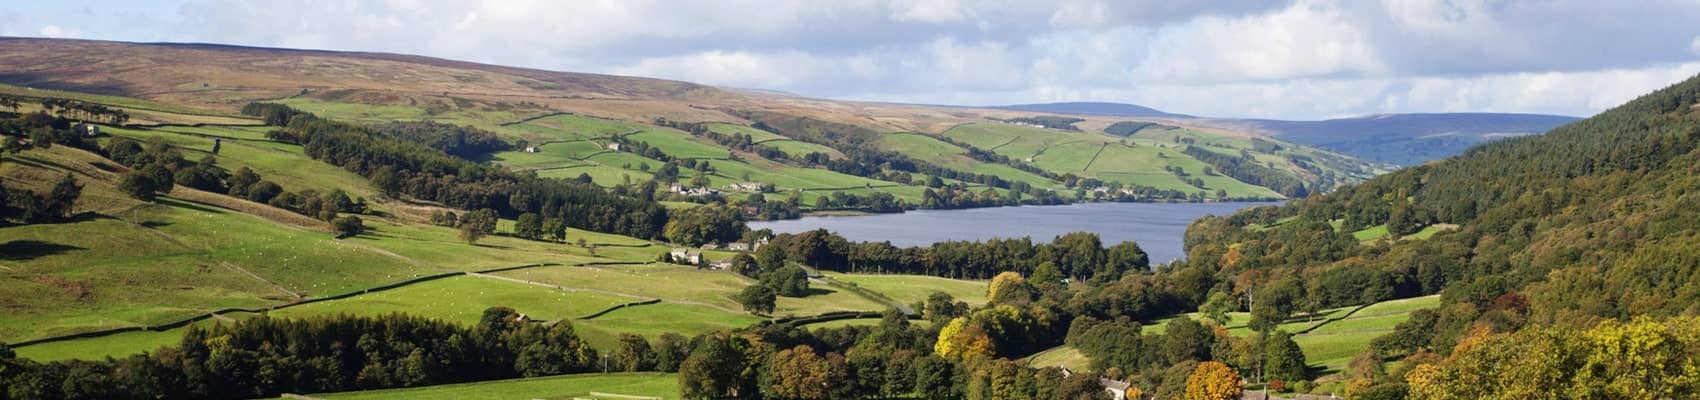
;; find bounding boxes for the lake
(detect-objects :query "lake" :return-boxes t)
[748,202,1278,264]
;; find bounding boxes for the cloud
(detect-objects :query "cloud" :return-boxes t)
[5,0,1700,119]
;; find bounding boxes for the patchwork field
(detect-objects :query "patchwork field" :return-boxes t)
[825,272,989,306]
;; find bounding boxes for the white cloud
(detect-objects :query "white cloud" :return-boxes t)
[889,0,971,23]
[7,0,1700,120]
[38,25,70,38]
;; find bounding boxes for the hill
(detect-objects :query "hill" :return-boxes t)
[995,101,1193,118]
[1170,73,1700,396]
[0,38,1385,206]
[994,101,1578,165]
[1215,112,1580,166]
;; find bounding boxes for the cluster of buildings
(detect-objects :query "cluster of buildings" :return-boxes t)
[668,237,769,270]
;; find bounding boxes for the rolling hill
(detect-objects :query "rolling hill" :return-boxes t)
[998,101,1578,166]
[0,37,1382,206]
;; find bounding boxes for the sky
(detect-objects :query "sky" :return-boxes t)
[5,0,1700,120]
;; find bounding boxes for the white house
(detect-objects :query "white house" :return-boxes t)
[605,142,623,151]
[669,248,702,265]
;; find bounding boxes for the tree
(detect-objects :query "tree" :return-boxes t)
[913,356,959,400]
[1185,361,1243,400]
[987,271,1037,305]
[1032,261,1065,285]
[332,215,365,238]
[759,266,810,297]
[245,181,283,204]
[514,212,543,240]
[764,345,831,400]
[542,217,567,242]
[680,334,754,399]
[1200,291,1236,326]
[934,317,993,361]
[736,285,776,314]
[227,166,260,196]
[1263,330,1307,382]
[459,208,498,244]
[610,333,656,372]
[117,171,158,201]
[653,333,690,373]
[1249,279,1302,332]
[1106,240,1150,274]
[44,173,81,219]
[139,162,175,194]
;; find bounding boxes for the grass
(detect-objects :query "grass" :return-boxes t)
[267,275,629,324]
[310,372,679,400]
[1025,345,1092,370]
[825,272,989,306]
[11,319,223,362]
[575,302,763,348]
[943,122,1296,199]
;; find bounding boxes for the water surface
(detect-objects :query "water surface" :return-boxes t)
[749,202,1278,264]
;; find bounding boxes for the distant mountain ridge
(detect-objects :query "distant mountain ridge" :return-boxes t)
[993,101,1579,166]
[995,102,1193,118]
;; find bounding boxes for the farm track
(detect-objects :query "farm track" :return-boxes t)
[1081,143,1109,171]
[219,261,306,300]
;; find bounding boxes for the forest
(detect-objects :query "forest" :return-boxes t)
[1153,73,1700,397]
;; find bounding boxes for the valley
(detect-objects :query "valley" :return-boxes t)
[0,27,1694,400]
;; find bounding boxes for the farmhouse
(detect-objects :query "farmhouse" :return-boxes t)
[668,248,702,265]
[727,242,750,251]
[1099,378,1132,400]
[668,182,718,197]
[605,142,622,151]
[74,123,100,137]
[523,146,539,153]
[727,182,764,192]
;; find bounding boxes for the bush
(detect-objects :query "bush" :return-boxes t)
[332,215,365,238]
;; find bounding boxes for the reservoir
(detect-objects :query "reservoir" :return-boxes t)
[748,201,1279,264]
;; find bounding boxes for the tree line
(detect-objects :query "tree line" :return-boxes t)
[244,103,672,240]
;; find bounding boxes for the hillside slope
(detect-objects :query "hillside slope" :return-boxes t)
[0,37,1380,204]
[997,101,1577,165]
[1177,71,1700,357]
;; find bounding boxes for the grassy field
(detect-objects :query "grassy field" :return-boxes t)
[575,302,764,348]
[825,272,989,306]
[309,372,679,400]
[1026,345,1092,370]
[943,122,1345,199]
[267,275,630,324]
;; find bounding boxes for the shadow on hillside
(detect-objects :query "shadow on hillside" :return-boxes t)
[0,240,86,260]
[159,198,229,215]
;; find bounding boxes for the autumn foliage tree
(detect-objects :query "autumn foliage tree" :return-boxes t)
[1185,361,1243,400]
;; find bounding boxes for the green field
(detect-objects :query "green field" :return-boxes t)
[310,372,679,400]
[575,302,763,347]
[268,275,630,324]
[825,272,989,306]
[1025,345,1092,370]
